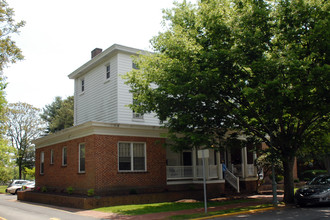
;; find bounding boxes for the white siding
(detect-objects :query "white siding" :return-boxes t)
[74,50,160,126]
[75,55,118,125]
[117,53,160,126]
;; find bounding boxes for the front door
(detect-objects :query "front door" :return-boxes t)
[182,152,192,166]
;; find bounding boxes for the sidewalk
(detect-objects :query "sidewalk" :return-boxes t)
[75,194,284,220]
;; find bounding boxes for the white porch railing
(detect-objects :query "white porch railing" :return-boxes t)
[209,165,218,178]
[232,164,257,178]
[224,169,240,192]
[167,165,220,180]
[166,166,193,179]
[247,164,256,177]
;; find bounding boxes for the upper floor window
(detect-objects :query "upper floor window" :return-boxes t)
[81,79,85,92]
[40,152,44,174]
[50,149,54,164]
[118,142,146,172]
[132,62,139,70]
[79,143,85,173]
[62,147,67,166]
[132,98,144,120]
[106,64,110,79]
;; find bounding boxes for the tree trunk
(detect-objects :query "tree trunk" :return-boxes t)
[324,155,330,174]
[18,159,22,180]
[283,155,295,204]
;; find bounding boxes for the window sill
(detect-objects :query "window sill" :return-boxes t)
[62,165,67,167]
[79,91,85,96]
[78,171,86,174]
[104,79,110,84]
[118,170,147,173]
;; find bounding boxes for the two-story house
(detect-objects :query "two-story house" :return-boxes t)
[34,44,258,196]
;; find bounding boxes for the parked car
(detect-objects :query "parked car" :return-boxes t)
[6,180,30,195]
[21,181,35,192]
[295,174,330,206]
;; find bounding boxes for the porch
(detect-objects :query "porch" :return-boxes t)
[166,147,258,192]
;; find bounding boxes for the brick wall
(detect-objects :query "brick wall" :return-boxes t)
[35,134,166,195]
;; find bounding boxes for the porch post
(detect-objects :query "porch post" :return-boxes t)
[216,151,223,179]
[192,147,197,180]
[241,147,248,178]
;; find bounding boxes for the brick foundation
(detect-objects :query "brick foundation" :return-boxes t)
[18,188,219,209]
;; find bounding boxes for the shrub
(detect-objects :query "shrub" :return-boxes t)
[301,170,327,180]
[66,186,74,195]
[294,179,300,183]
[41,186,47,192]
[129,189,137,194]
[87,189,94,197]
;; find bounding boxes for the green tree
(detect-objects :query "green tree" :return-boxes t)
[41,96,74,134]
[0,0,25,71]
[0,138,14,183]
[0,0,25,123]
[4,102,45,179]
[125,0,329,203]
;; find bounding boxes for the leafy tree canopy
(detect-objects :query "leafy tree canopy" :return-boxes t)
[4,102,45,179]
[0,138,14,183]
[125,0,329,203]
[0,0,25,71]
[41,96,74,134]
[0,0,25,126]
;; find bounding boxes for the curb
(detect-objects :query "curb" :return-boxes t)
[192,206,277,220]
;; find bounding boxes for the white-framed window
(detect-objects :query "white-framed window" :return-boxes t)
[106,64,110,79]
[62,147,67,166]
[40,151,44,174]
[132,98,144,120]
[132,62,138,70]
[81,78,85,92]
[118,142,146,172]
[50,149,54,164]
[79,143,85,173]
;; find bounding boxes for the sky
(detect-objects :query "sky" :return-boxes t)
[4,0,181,109]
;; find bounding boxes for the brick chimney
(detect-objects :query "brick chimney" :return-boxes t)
[91,48,102,59]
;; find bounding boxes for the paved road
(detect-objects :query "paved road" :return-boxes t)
[0,194,102,220]
[218,205,330,220]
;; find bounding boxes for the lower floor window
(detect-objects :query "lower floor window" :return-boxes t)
[118,142,146,171]
[79,143,85,173]
[40,151,44,174]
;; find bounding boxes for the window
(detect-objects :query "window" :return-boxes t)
[62,147,67,166]
[132,62,138,70]
[81,79,85,92]
[40,152,44,174]
[50,149,54,164]
[79,143,85,173]
[132,97,144,119]
[106,64,110,79]
[118,142,146,171]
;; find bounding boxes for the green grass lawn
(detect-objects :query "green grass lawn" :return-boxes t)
[170,204,274,220]
[93,199,258,216]
[0,185,7,194]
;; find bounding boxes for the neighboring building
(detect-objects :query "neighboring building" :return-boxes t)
[34,44,258,196]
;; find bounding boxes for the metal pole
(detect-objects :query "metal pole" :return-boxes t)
[202,150,207,214]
